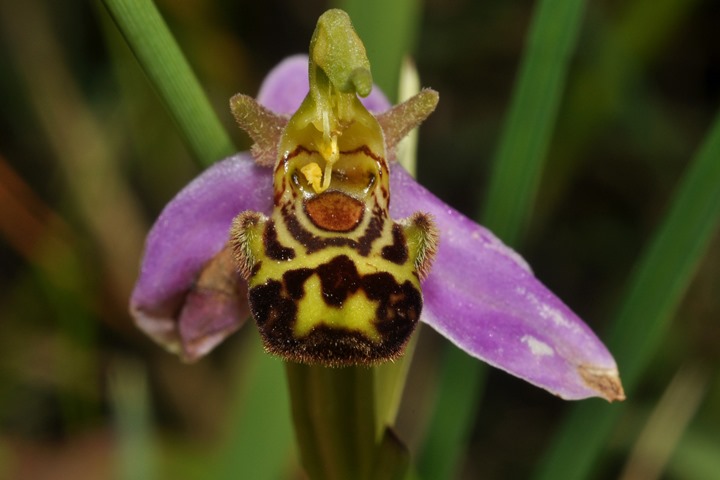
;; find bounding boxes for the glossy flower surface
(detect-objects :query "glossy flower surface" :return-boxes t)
[130,55,624,401]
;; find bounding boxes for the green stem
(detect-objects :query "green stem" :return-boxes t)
[101,0,235,165]
[285,364,378,480]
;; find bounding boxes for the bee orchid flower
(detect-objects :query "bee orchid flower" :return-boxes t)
[130,10,624,402]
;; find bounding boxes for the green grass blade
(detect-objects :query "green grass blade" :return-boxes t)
[607,122,720,389]
[109,358,156,480]
[417,348,487,479]
[213,341,294,480]
[534,109,720,480]
[669,430,720,480]
[338,0,421,101]
[480,0,587,247]
[101,0,235,166]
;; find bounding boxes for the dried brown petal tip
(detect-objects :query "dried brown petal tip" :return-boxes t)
[579,364,626,402]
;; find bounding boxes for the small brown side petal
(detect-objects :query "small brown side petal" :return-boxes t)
[230,94,287,167]
[178,245,249,362]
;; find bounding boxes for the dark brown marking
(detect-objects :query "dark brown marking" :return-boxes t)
[265,325,409,366]
[264,221,295,261]
[283,268,313,300]
[281,206,330,252]
[250,261,262,277]
[381,223,409,264]
[363,273,421,326]
[340,145,384,163]
[281,204,384,256]
[248,280,296,330]
[304,191,365,232]
[316,255,361,306]
[282,144,384,164]
[356,207,384,256]
[372,278,422,339]
[283,145,314,164]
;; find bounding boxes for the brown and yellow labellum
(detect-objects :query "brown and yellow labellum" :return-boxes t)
[229,9,438,366]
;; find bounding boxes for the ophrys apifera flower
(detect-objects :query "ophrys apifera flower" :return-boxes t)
[130,10,624,402]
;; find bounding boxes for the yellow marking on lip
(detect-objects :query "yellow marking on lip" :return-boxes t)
[293,275,381,341]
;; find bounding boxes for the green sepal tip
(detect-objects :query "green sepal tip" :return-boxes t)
[311,9,372,97]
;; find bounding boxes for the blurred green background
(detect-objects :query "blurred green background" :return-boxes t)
[1,0,719,479]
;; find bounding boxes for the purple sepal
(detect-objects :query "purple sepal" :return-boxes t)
[130,154,272,360]
[389,166,623,401]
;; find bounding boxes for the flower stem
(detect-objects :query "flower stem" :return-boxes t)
[285,363,378,480]
[286,361,413,480]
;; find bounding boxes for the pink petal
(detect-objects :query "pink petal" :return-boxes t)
[389,166,624,401]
